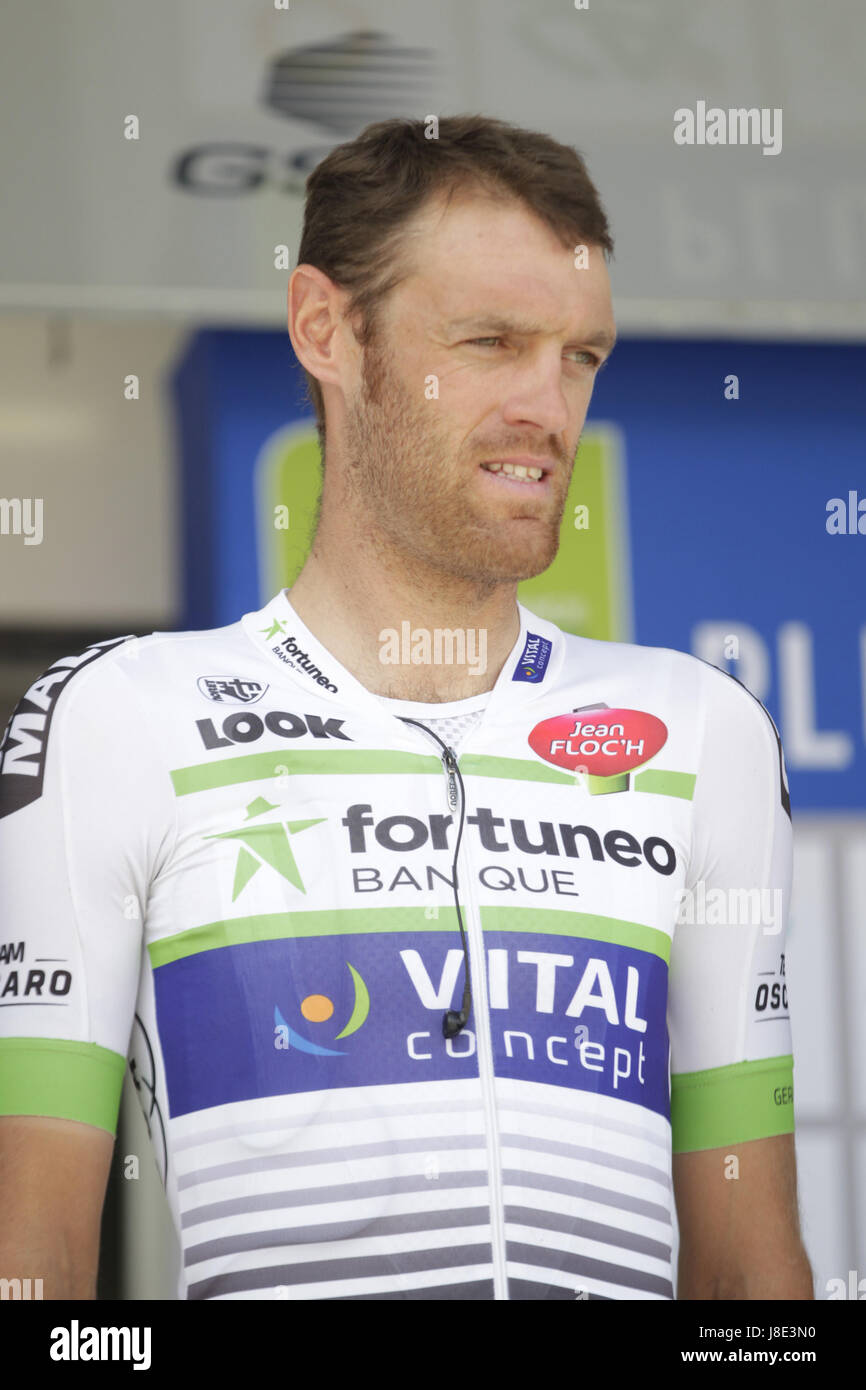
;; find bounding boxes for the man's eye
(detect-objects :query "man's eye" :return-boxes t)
[466,339,603,368]
[567,350,603,368]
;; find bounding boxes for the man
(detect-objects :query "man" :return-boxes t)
[0,115,812,1300]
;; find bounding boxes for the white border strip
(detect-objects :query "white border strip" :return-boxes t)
[1,287,866,339]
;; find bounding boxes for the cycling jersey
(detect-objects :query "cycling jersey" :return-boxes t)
[0,589,795,1300]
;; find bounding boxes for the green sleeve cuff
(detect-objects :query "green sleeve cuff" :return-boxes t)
[0,1038,126,1135]
[671,1054,794,1153]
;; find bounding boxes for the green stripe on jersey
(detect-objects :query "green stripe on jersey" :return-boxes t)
[671,1054,794,1152]
[149,905,463,967]
[633,769,696,800]
[171,746,695,799]
[149,903,670,968]
[170,749,442,795]
[480,906,672,963]
[0,1038,126,1135]
[460,754,574,784]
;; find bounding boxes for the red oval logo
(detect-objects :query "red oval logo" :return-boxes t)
[529,708,668,775]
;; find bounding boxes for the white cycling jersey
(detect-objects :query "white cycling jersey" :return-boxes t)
[0,590,795,1300]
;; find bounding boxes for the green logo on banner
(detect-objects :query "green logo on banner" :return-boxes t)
[254,423,631,641]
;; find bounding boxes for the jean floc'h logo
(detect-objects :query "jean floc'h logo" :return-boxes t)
[529,707,668,777]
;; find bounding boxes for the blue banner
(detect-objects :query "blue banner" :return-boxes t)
[172,332,866,809]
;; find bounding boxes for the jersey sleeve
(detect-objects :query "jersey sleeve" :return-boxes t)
[668,659,794,1153]
[0,638,175,1135]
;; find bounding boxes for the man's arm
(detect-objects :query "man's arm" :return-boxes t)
[0,1115,114,1299]
[673,1132,813,1299]
[0,640,165,1301]
[667,658,812,1297]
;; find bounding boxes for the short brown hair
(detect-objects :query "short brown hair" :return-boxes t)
[294,114,614,453]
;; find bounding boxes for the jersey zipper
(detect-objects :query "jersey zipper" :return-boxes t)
[443,747,459,811]
[439,747,509,1300]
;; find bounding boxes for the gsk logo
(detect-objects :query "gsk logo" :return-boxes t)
[274,962,369,1056]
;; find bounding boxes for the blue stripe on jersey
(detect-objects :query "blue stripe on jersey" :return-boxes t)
[153,930,669,1120]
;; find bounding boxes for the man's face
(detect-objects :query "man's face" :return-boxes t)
[340,191,616,590]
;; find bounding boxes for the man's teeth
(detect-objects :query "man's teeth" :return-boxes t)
[483,462,544,480]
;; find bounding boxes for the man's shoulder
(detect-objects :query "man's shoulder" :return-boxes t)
[0,614,263,818]
[99,616,251,686]
[550,620,767,710]
[548,618,706,686]
[542,618,784,759]
[1,616,252,742]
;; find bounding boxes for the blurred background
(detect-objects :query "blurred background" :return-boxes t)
[0,0,864,1300]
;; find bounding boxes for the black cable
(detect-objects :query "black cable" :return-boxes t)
[397,717,472,1037]
[130,1012,169,1186]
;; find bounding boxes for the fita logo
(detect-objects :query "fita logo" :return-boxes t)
[529,703,668,793]
[197,676,269,705]
[274,963,370,1057]
[204,796,324,899]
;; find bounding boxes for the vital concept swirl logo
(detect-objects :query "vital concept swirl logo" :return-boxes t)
[274,962,370,1056]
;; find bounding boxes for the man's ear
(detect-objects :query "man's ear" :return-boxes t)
[288,264,350,394]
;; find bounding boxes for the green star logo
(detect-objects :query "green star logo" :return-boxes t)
[204,795,324,900]
[260,618,288,640]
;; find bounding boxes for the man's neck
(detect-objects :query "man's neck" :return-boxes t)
[286,541,521,703]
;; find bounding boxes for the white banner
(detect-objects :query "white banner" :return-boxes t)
[1,0,864,333]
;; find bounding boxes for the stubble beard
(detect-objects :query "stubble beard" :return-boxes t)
[341,328,575,590]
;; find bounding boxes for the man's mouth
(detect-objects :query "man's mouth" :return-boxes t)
[480,457,552,484]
